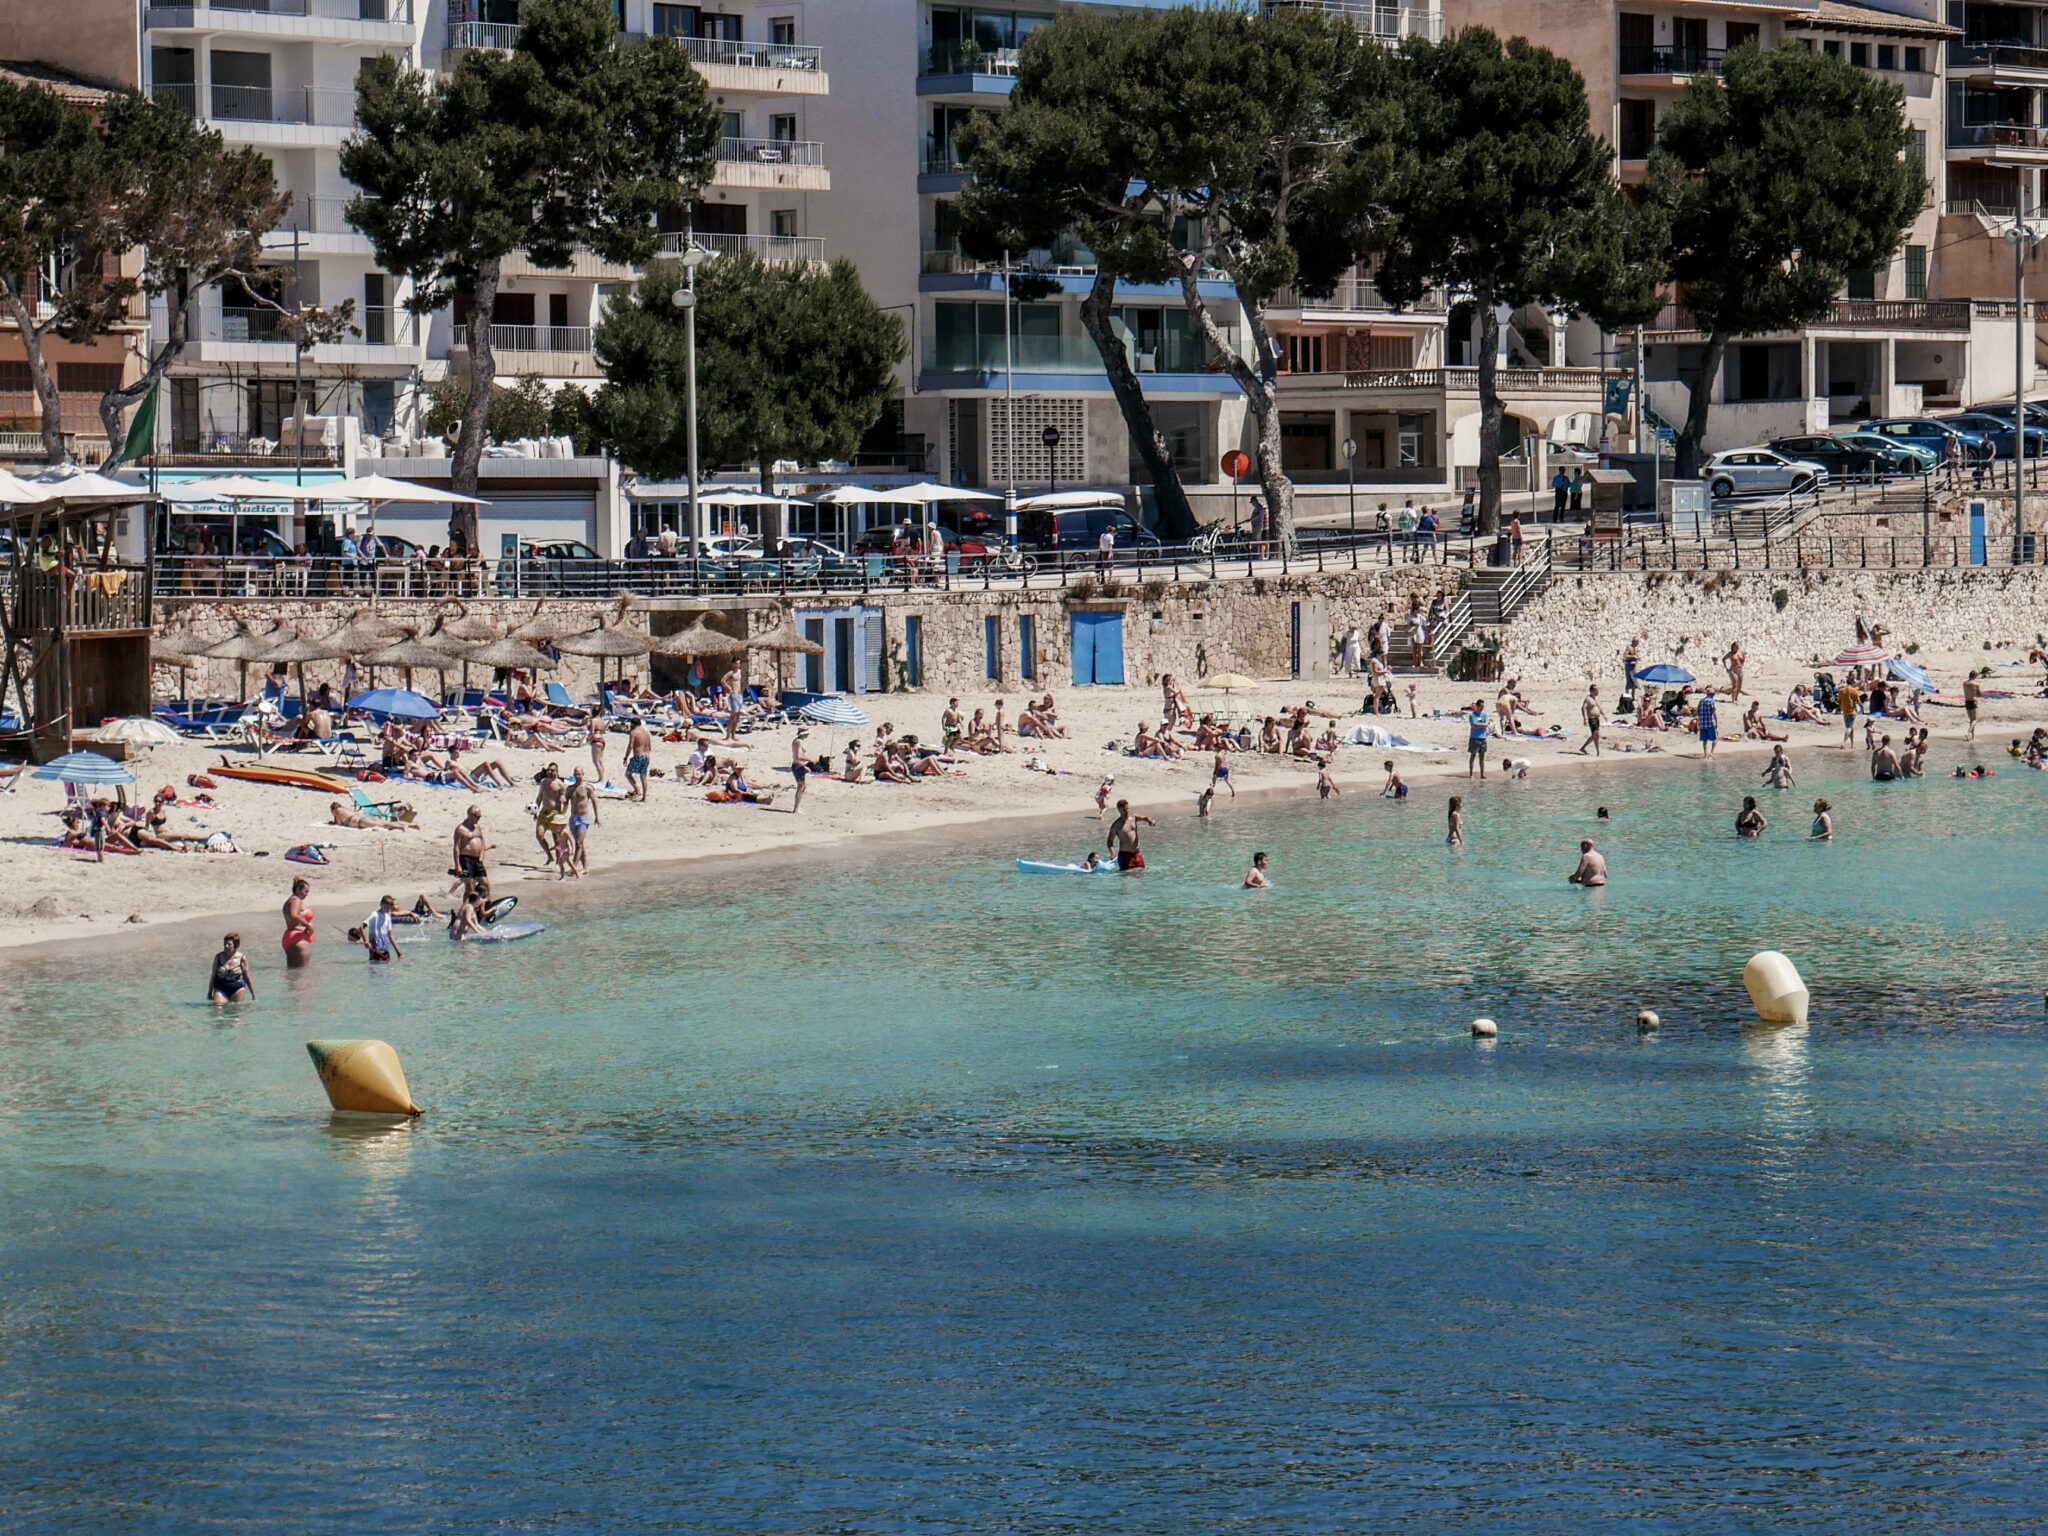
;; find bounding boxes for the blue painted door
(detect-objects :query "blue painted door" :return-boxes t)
[1070,610,1125,685]
[1969,501,1987,565]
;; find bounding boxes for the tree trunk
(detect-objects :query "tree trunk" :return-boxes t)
[449,256,500,551]
[1474,290,1503,536]
[759,455,777,497]
[1078,266,1196,540]
[0,278,69,465]
[1675,330,1729,481]
[1175,256,1293,552]
[97,277,192,470]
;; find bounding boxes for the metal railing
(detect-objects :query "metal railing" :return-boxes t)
[1646,300,1971,334]
[1274,277,1448,313]
[923,329,1237,376]
[275,194,358,237]
[922,41,1020,76]
[220,304,289,343]
[660,230,825,264]
[151,82,197,114]
[718,136,825,168]
[446,19,518,50]
[1946,197,2019,217]
[1341,366,1619,394]
[920,138,970,175]
[150,0,415,19]
[678,35,823,71]
[1948,41,2048,74]
[1619,45,1723,76]
[1266,2,1444,43]
[208,84,356,127]
[1950,121,2048,151]
[452,323,592,355]
[1490,537,1552,624]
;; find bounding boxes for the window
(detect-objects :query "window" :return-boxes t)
[1905,244,1927,300]
[361,379,395,436]
[770,209,798,237]
[1905,46,1925,71]
[1674,17,1707,69]
[1618,12,1653,73]
[364,272,387,344]
[1724,343,1802,402]
[1910,128,1927,163]
[722,110,743,140]
[651,3,690,35]
[1823,39,1841,56]
[770,114,796,143]
[1619,98,1656,160]
[1846,268,1876,301]
[984,615,1001,680]
[1018,615,1036,680]
[904,616,923,687]
[1877,43,1896,70]
[1726,21,1760,51]
[1280,413,1334,474]
[1284,334,1325,373]
[771,16,795,46]
[1398,413,1430,468]
[1849,41,1869,67]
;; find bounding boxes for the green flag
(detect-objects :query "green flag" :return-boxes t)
[119,382,157,463]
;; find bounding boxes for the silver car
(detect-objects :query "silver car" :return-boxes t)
[1704,447,1829,499]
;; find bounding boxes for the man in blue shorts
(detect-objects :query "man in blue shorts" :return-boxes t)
[1466,698,1490,779]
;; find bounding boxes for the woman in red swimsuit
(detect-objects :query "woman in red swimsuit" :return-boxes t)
[282,878,315,968]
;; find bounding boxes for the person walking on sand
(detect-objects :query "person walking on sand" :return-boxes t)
[1095,773,1115,818]
[1568,839,1607,886]
[1724,640,1747,701]
[1106,799,1154,872]
[589,718,607,784]
[625,718,653,801]
[1837,677,1861,746]
[453,804,491,883]
[1577,683,1603,757]
[1695,689,1719,757]
[1963,672,1982,741]
[1243,851,1271,888]
[533,764,567,863]
[567,768,601,874]
[282,879,315,969]
[1465,698,1490,779]
[1446,795,1465,847]
[789,728,813,814]
[1212,749,1235,800]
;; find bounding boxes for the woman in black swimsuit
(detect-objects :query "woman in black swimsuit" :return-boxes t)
[208,933,255,1004]
[1735,797,1768,838]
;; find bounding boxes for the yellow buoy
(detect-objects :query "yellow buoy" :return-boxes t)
[1742,952,1809,1026]
[306,1039,422,1115]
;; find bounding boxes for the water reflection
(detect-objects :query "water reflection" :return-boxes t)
[1742,1021,1812,1192]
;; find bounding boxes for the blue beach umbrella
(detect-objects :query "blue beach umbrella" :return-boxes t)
[800,697,870,727]
[1633,663,1695,685]
[1888,658,1937,693]
[31,751,137,786]
[346,687,441,722]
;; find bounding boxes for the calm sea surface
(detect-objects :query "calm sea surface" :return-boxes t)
[3,749,2046,1533]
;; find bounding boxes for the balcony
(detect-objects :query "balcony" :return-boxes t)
[675,34,827,92]
[452,323,597,377]
[711,136,829,191]
[1273,278,1448,314]
[917,40,1019,98]
[1339,366,1616,395]
[445,19,518,51]
[920,139,970,177]
[1949,41,2048,86]
[202,303,419,359]
[922,329,1238,378]
[147,0,413,26]
[1645,300,1971,335]
[658,231,826,265]
[1619,45,1723,78]
[195,83,356,138]
[1949,121,2048,161]
[1264,3,1444,44]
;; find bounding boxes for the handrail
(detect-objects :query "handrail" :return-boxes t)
[1493,538,1551,622]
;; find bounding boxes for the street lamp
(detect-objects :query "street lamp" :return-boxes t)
[670,243,717,558]
[1342,434,1357,535]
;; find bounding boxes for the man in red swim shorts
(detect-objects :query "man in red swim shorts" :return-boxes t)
[1106,799,1154,872]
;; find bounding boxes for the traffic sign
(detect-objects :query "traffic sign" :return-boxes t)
[1221,449,1251,478]
[1041,426,1061,448]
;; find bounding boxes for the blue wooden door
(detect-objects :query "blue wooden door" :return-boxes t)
[1070,610,1125,685]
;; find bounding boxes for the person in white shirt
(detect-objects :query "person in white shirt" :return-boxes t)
[1338,625,1361,676]
[362,894,403,963]
[1097,524,1116,575]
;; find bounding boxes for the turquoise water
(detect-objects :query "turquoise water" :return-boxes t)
[4,749,2047,1532]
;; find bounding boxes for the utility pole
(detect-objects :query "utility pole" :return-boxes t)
[670,237,713,558]
[1003,249,1017,547]
[2010,185,2040,561]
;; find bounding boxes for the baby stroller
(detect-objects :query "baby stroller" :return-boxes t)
[1814,672,1839,712]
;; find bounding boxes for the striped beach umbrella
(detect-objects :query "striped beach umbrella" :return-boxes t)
[799,697,869,727]
[1834,643,1888,666]
[32,751,138,785]
[95,717,181,748]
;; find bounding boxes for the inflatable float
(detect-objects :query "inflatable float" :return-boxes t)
[393,895,517,927]
[456,920,545,943]
[1015,858,1119,875]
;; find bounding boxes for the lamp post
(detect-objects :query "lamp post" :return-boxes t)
[1003,249,1017,547]
[2004,190,2043,561]
[670,242,716,559]
[1342,434,1356,535]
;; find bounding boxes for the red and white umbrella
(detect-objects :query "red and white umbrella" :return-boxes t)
[1833,643,1888,666]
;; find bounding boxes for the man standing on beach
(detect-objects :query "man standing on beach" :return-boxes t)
[533,765,567,863]
[1695,690,1719,757]
[1577,684,1603,757]
[790,728,812,813]
[625,718,653,801]
[1106,799,1154,872]
[566,768,600,875]
[1568,839,1607,886]
[1963,673,1981,741]
[722,662,745,742]
[453,806,490,885]
[1466,698,1490,779]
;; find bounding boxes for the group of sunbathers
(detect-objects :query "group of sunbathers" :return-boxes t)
[377,718,517,790]
[57,787,224,858]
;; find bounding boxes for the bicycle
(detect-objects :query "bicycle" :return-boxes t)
[986,543,1039,576]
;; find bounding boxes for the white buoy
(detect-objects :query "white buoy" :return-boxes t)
[1471,1017,1498,1037]
[1742,952,1809,1025]
[1637,1009,1660,1031]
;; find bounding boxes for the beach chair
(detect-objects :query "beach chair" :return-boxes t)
[349,784,412,822]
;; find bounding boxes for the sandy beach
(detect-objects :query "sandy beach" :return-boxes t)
[4,645,2039,956]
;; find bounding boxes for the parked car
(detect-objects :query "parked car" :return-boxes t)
[1019,502,1161,551]
[1958,399,2048,431]
[1702,447,1830,500]
[164,519,293,558]
[1939,411,2048,459]
[1768,434,1891,481]
[1864,417,1996,463]
[497,537,604,594]
[1830,430,1937,474]
[853,522,993,565]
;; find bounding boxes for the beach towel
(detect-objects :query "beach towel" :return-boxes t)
[1343,724,1450,752]
[285,844,331,865]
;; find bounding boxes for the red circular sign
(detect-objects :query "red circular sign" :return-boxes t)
[1221,449,1251,478]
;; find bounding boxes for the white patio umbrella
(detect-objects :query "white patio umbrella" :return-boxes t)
[324,473,488,507]
[159,474,309,503]
[21,468,145,501]
[0,469,54,504]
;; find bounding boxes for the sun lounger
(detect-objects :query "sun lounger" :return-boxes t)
[349,784,413,821]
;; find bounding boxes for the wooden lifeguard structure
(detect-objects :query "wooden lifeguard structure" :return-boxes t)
[0,479,157,760]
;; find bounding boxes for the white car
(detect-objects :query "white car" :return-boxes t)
[1703,448,1829,499]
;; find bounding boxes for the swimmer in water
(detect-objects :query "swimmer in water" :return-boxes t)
[1081,850,1102,871]
[1568,839,1607,886]
[1762,745,1795,789]
[1596,806,1611,821]
[1243,851,1271,889]
[1810,798,1833,840]
[1736,796,1767,837]
[207,932,254,1003]
[1381,760,1408,799]
[1447,795,1464,847]
[1317,764,1339,799]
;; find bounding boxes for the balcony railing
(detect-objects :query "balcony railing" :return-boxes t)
[452,323,593,354]
[1949,41,2048,74]
[660,231,826,264]
[1946,196,2020,216]
[920,138,970,175]
[446,20,518,50]
[1341,366,1617,394]
[275,194,358,237]
[922,41,1020,76]
[148,0,415,21]
[208,83,356,126]
[923,330,1237,375]
[1274,278,1448,313]
[16,566,151,635]
[1264,3,1444,44]
[1646,300,1971,333]
[152,81,197,114]
[1950,121,2048,151]
[678,35,823,71]
[717,136,825,167]
[1619,45,1723,76]
[220,304,289,342]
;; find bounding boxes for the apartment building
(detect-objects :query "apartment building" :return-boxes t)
[1932,0,2048,333]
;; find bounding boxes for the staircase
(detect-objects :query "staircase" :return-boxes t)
[1464,540,1553,626]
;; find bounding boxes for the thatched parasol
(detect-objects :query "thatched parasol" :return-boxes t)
[509,603,590,642]
[258,625,344,707]
[651,620,746,658]
[361,631,461,695]
[462,635,559,674]
[200,619,284,701]
[745,622,826,656]
[322,610,408,657]
[151,625,210,702]
[556,620,650,694]
[436,603,501,643]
